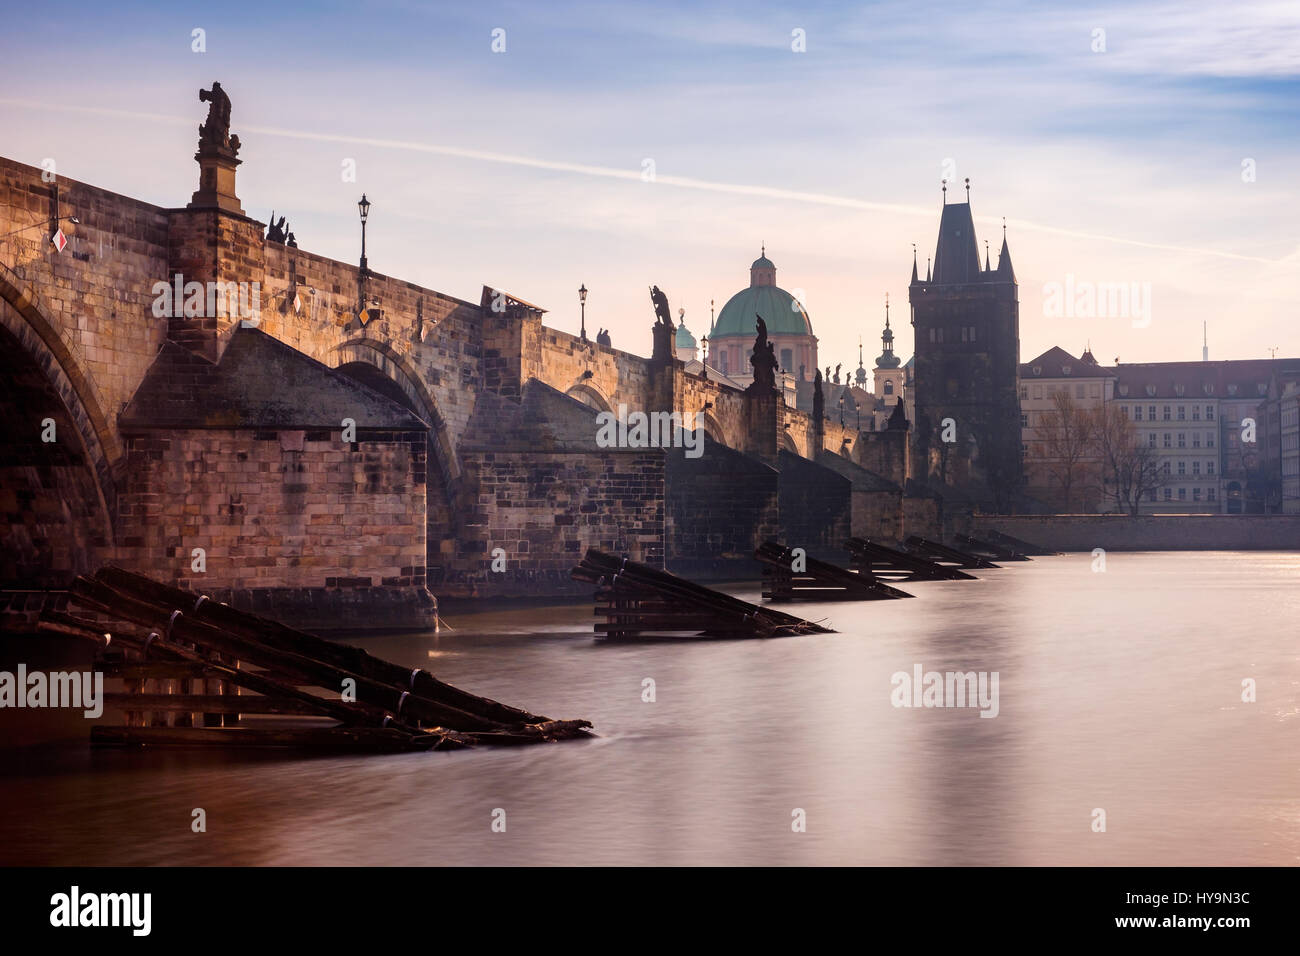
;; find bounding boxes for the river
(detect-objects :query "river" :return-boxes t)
[2,551,1297,865]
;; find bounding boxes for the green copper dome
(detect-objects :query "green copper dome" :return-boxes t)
[712,285,812,338]
[675,322,697,348]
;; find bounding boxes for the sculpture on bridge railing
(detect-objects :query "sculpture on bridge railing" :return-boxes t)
[198,82,240,155]
[750,314,778,390]
[650,285,674,362]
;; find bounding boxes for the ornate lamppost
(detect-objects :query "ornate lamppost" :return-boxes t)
[579,283,588,342]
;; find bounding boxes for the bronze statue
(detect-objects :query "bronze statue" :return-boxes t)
[649,286,673,329]
[199,82,239,154]
[650,286,674,361]
[750,314,778,389]
[266,213,286,244]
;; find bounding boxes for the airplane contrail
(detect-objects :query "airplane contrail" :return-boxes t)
[0,97,1285,265]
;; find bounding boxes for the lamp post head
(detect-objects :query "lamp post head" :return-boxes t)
[357,194,371,223]
[579,283,588,304]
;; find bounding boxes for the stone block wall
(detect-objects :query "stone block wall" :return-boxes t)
[972,513,1300,551]
[114,427,427,599]
[435,449,665,598]
[852,488,904,542]
[903,495,943,539]
[666,441,779,578]
[777,450,852,557]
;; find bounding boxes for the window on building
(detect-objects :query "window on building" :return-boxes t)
[1192,406,1200,420]
[1178,406,1185,420]
[1091,384,1100,398]
[1207,406,1215,420]
[961,326,968,343]
[1178,488,1187,501]
[1164,488,1172,500]
[1192,434,1201,448]
[1207,433,1215,448]
[1148,405,1156,420]
[1164,406,1171,420]
[1033,385,1043,400]
[1193,487,1201,501]
[1178,433,1186,448]
[1193,461,1201,475]
[780,348,793,371]
[1162,461,1171,475]
[1019,386,1027,399]
[1208,488,1217,501]
[884,380,894,396]
[1163,433,1171,448]
[1147,489,1157,502]
[1076,384,1085,398]
[1178,461,1186,475]
[1148,432,1156,447]
[1207,461,1215,475]
[1133,406,1141,420]
[969,326,976,342]
[1021,414,1028,427]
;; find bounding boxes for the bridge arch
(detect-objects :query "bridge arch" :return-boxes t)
[333,337,460,486]
[565,381,613,414]
[0,264,117,584]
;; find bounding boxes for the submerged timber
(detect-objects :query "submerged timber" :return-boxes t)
[38,566,592,752]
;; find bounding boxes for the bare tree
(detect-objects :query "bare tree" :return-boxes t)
[1028,390,1100,512]
[1095,404,1164,515]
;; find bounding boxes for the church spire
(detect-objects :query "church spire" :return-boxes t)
[875,292,900,369]
[996,219,1015,282]
[911,243,919,284]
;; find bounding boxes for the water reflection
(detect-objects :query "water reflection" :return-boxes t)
[1,552,1297,865]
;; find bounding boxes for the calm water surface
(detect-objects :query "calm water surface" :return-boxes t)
[2,551,1298,865]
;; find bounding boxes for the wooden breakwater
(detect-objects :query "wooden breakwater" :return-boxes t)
[38,566,592,752]
[572,549,833,639]
[754,540,913,602]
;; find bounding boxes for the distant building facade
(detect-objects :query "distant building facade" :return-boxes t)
[1019,346,1114,511]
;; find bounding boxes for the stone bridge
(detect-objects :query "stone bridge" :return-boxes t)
[1,138,926,628]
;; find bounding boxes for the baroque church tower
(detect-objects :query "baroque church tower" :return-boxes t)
[908,182,1021,508]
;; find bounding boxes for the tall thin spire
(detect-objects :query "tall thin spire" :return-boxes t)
[965,177,971,202]
[984,239,990,272]
[941,179,947,204]
[911,243,919,284]
[926,257,931,282]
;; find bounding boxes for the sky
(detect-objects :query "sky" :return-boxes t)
[2,0,1298,374]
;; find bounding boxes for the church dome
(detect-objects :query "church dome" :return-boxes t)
[711,249,814,339]
[675,322,697,349]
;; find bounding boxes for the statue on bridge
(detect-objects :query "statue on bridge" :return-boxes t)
[198,82,240,155]
[749,314,778,390]
[650,286,674,362]
[266,213,287,243]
